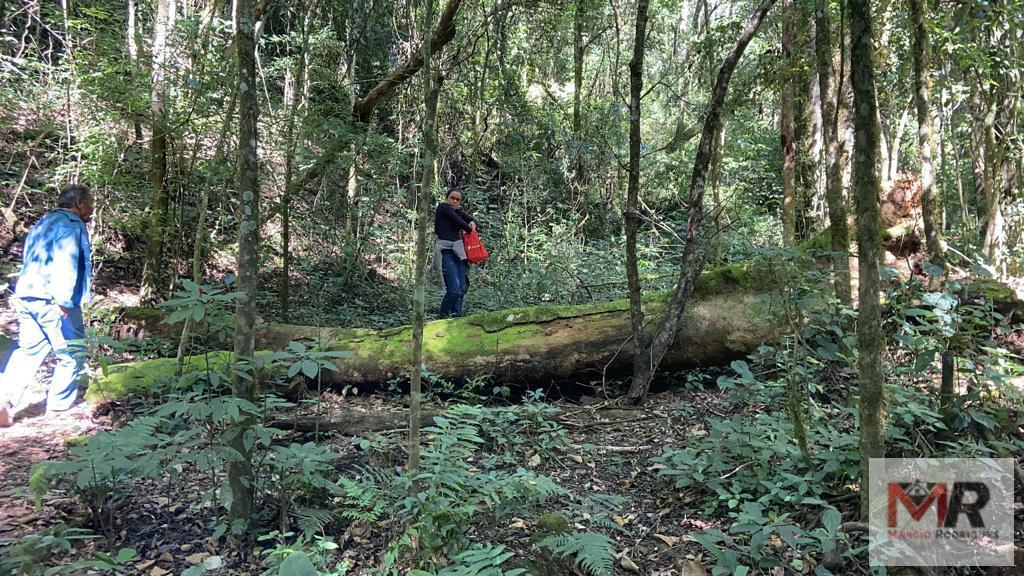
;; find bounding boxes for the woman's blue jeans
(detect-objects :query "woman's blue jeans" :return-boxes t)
[440,249,469,317]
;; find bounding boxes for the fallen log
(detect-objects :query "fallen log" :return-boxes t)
[268,410,439,435]
[86,264,780,404]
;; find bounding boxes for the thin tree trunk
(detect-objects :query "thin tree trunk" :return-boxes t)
[141,0,173,301]
[781,0,797,247]
[908,0,945,280]
[176,91,236,378]
[626,0,777,403]
[127,0,144,140]
[625,0,651,397]
[572,0,585,185]
[849,0,885,518]
[711,121,726,262]
[816,0,851,305]
[228,0,259,531]
[280,6,310,323]
[409,0,440,475]
[981,93,1005,272]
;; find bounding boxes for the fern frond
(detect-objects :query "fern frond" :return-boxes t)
[295,506,334,536]
[536,532,614,576]
[29,463,53,509]
[437,543,526,576]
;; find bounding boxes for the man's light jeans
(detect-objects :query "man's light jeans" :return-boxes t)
[0,297,86,413]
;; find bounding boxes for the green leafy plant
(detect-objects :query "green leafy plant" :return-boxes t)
[535,532,615,576]
[31,417,171,537]
[0,525,136,575]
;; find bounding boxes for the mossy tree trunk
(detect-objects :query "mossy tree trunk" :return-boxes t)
[908,0,955,427]
[228,0,259,532]
[849,0,885,519]
[625,0,778,403]
[815,0,852,306]
[410,0,441,475]
[94,275,780,404]
[780,0,798,248]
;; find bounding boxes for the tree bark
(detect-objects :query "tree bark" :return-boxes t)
[229,0,259,531]
[849,0,885,518]
[908,0,945,280]
[410,0,442,475]
[781,0,798,247]
[93,272,780,403]
[625,0,778,403]
[279,7,310,323]
[141,0,173,302]
[625,0,651,401]
[816,0,851,305]
[353,0,464,124]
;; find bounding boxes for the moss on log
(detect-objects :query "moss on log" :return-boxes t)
[88,268,778,404]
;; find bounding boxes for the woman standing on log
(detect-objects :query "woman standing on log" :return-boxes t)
[433,188,476,317]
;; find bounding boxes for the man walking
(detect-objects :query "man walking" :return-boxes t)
[0,184,94,426]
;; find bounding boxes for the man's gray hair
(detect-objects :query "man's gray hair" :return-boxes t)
[57,184,92,208]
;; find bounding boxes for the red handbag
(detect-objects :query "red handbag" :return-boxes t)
[463,229,489,264]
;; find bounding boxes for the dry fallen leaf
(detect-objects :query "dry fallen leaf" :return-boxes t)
[149,567,170,576]
[527,454,542,467]
[510,519,528,529]
[612,514,629,527]
[619,556,640,572]
[158,552,173,563]
[185,552,210,565]
[653,533,680,547]
[568,454,584,464]
[678,559,708,576]
[135,559,156,571]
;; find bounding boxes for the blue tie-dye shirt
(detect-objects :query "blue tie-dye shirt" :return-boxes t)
[14,209,92,308]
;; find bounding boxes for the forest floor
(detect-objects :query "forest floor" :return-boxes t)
[0,383,785,575]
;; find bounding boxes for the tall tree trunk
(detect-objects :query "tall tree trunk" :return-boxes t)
[409,0,441,475]
[909,0,952,429]
[625,0,651,398]
[572,0,585,187]
[908,0,945,279]
[141,0,173,301]
[981,93,1005,273]
[127,0,144,140]
[176,91,236,378]
[228,0,259,531]
[781,0,797,247]
[849,0,885,518]
[280,5,310,323]
[710,120,726,262]
[626,0,778,403]
[816,0,851,305]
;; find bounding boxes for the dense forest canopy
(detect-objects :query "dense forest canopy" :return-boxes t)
[0,0,1022,572]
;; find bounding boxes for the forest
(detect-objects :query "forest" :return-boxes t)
[0,0,1022,572]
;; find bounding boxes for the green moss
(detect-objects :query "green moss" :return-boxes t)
[468,300,632,333]
[64,435,91,448]
[535,512,571,535]
[801,229,833,252]
[86,352,235,404]
[693,262,757,295]
[967,279,1023,320]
